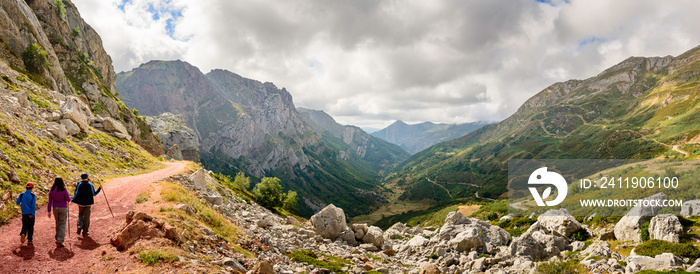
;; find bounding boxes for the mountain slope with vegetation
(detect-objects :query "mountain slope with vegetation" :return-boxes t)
[297,108,410,177]
[118,64,399,217]
[372,120,488,154]
[382,45,700,209]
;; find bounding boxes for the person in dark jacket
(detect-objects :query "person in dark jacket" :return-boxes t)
[16,182,36,245]
[48,177,71,247]
[71,173,101,237]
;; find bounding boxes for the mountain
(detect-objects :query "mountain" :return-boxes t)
[372,120,488,154]
[0,0,163,223]
[297,108,410,176]
[0,0,163,156]
[382,45,700,207]
[117,63,398,217]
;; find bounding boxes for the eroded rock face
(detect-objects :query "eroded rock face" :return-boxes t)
[310,204,347,240]
[144,113,200,161]
[649,214,683,243]
[614,193,667,243]
[681,200,700,217]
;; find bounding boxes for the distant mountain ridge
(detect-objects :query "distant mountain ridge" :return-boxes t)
[372,120,489,154]
[297,108,410,176]
[117,61,405,217]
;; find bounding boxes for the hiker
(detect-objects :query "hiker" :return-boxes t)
[16,182,36,245]
[71,173,101,237]
[48,177,71,247]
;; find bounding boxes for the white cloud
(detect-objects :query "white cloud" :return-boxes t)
[72,0,700,130]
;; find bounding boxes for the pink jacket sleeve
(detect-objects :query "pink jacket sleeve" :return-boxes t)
[47,190,53,212]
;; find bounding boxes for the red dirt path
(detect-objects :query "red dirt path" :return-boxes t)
[0,161,187,273]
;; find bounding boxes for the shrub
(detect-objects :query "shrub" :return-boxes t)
[536,260,586,274]
[72,27,80,37]
[233,171,250,189]
[138,250,178,265]
[132,108,139,116]
[427,253,438,260]
[486,212,498,221]
[53,0,66,17]
[571,229,591,241]
[282,190,298,214]
[640,222,650,241]
[251,177,297,213]
[635,240,700,263]
[22,44,48,75]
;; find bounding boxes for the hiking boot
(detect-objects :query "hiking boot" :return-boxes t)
[56,242,64,248]
[27,240,33,245]
[20,234,25,244]
[82,231,89,237]
[77,228,82,235]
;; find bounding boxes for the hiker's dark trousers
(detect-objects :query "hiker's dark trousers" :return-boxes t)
[21,214,35,242]
[77,205,91,235]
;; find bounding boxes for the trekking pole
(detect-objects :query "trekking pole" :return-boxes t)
[100,181,115,218]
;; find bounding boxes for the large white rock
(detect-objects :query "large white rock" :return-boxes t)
[103,117,130,138]
[46,123,67,140]
[614,193,667,243]
[508,232,549,260]
[681,200,700,217]
[309,204,347,240]
[361,226,384,248]
[407,235,428,247]
[60,97,90,132]
[189,169,210,191]
[649,214,683,243]
[535,209,582,237]
[626,253,682,271]
[438,212,511,254]
[61,119,81,135]
[688,259,700,272]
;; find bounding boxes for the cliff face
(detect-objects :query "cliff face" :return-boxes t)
[0,0,163,155]
[144,113,200,162]
[118,61,390,217]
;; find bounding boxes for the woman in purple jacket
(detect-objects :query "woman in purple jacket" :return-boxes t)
[48,177,71,248]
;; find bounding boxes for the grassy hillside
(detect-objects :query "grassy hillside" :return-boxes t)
[378,46,700,220]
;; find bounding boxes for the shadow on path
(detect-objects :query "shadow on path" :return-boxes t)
[48,246,75,261]
[76,237,99,251]
[12,244,35,260]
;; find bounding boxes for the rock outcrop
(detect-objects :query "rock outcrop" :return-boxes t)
[648,214,683,243]
[681,200,700,217]
[614,193,667,243]
[144,113,200,161]
[109,210,179,251]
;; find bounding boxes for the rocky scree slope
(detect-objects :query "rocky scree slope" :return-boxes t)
[372,120,488,154]
[117,62,393,217]
[121,168,700,273]
[298,108,410,177]
[387,45,700,204]
[0,0,163,155]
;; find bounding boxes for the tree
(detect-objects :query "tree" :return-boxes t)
[252,177,283,209]
[282,190,298,214]
[54,0,66,18]
[22,44,48,75]
[234,172,250,190]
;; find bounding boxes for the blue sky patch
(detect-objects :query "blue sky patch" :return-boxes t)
[117,0,132,12]
[578,36,606,48]
[119,0,184,39]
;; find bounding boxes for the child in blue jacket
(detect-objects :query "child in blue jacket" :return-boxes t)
[16,182,37,245]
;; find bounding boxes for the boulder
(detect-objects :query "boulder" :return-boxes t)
[47,123,67,140]
[204,192,223,206]
[649,214,683,243]
[531,230,568,255]
[535,209,582,237]
[110,211,171,251]
[352,223,368,240]
[250,260,274,274]
[103,117,130,137]
[175,204,195,214]
[362,226,384,248]
[420,264,441,274]
[688,259,700,272]
[626,253,682,271]
[286,216,301,226]
[407,235,428,247]
[438,212,510,254]
[614,193,667,243]
[310,204,347,240]
[681,200,700,217]
[42,110,62,122]
[59,98,90,132]
[339,230,357,245]
[581,241,621,259]
[508,232,549,260]
[189,169,210,191]
[61,119,81,135]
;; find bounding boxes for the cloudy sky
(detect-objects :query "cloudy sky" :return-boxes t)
[71,0,700,131]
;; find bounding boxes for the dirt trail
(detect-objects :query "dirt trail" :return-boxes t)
[0,161,187,273]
